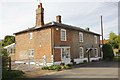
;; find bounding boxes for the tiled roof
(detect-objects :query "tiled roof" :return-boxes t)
[14,21,100,36]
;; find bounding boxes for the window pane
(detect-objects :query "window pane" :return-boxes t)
[61,29,66,41]
[79,32,83,42]
[79,47,84,58]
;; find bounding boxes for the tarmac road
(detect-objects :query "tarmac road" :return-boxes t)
[38,61,119,80]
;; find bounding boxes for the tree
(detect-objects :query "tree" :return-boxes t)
[108,32,118,49]
[102,43,114,61]
[117,34,120,50]
[2,35,15,47]
[0,49,9,70]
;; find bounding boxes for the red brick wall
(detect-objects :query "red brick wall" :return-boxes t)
[52,26,100,62]
[52,27,74,62]
[15,28,52,62]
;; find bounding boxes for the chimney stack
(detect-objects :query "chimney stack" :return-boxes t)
[36,3,44,27]
[56,15,61,23]
[86,28,90,31]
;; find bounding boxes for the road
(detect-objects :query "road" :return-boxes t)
[38,61,119,79]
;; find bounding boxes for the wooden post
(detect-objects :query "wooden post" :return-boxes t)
[101,15,104,44]
[88,52,90,63]
[8,57,11,71]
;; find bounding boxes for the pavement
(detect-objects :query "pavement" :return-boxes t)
[37,61,119,79]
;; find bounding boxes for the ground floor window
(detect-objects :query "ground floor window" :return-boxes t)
[95,48,98,57]
[61,48,70,58]
[79,47,84,58]
[29,49,34,57]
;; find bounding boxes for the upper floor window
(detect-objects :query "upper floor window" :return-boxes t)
[79,47,84,58]
[79,32,83,42]
[29,32,33,40]
[61,29,66,41]
[94,35,97,44]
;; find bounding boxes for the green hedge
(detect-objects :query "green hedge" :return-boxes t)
[2,69,24,79]
[42,64,72,71]
[102,43,114,61]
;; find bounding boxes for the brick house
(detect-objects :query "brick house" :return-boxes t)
[14,3,101,65]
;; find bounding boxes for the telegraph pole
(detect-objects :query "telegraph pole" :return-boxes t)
[101,15,104,44]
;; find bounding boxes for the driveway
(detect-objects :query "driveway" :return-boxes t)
[38,61,119,79]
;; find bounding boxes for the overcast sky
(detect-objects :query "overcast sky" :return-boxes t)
[0,0,119,40]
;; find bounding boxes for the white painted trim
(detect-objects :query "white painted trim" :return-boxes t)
[94,48,98,57]
[4,43,15,49]
[54,46,70,49]
[74,58,88,64]
[94,35,97,44]
[61,29,66,41]
[79,32,83,42]
[61,48,71,64]
[53,61,61,65]
[79,47,84,58]
[90,57,101,62]
[15,61,25,64]
[29,32,33,40]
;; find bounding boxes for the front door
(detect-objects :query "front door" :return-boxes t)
[61,48,71,64]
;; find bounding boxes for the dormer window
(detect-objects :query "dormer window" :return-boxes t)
[61,29,66,41]
[29,32,33,40]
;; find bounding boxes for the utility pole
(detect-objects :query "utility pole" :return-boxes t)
[101,15,104,44]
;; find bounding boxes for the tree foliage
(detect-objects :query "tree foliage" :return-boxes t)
[1,49,9,70]
[102,43,114,61]
[108,32,119,49]
[2,35,15,47]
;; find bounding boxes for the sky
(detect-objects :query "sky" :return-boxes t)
[0,0,119,40]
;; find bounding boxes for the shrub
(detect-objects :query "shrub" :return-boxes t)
[42,65,61,71]
[83,60,87,63]
[41,66,49,70]
[52,65,61,71]
[102,43,114,61]
[91,60,98,62]
[66,64,72,67]
[60,63,65,66]
[63,65,72,69]
[2,70,24,79]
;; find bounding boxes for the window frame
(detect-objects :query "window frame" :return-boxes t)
[94,48,98,57]
[61,48,70,59]
[61,29,66,41]
[94,35,97,44]
[79,32,83,42]
[29,32,33,40]
[29,49,34,57]
[79,47,84,58]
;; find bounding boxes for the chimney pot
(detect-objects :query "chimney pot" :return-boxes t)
[56,15,61,23]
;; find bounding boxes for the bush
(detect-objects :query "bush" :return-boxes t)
[102,44,114,61]
[66,64,72,67]
[41,66,49,70]
[42,65,61,71]
[63,65,72,69]
[42,64,73,71]
[60,63,65,66]
[83,60,87,63]
[2,70,24,79]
